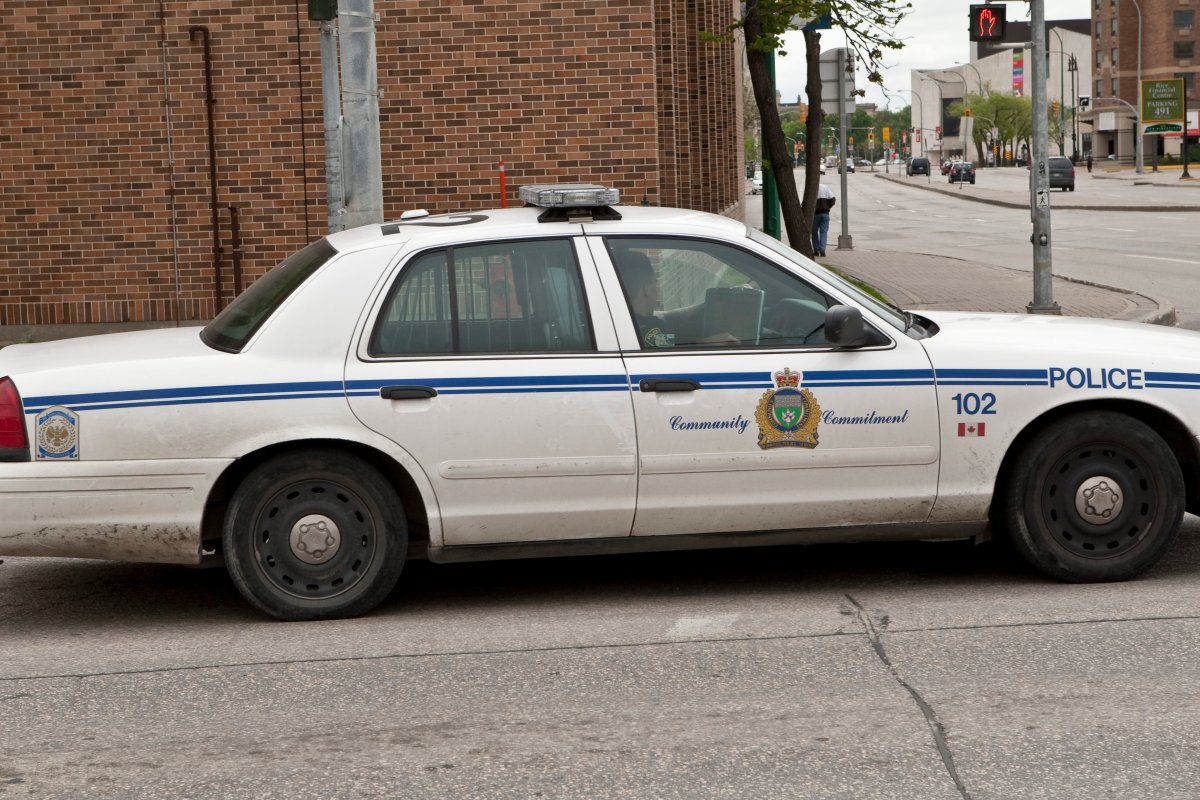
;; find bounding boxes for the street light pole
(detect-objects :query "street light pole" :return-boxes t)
[955,62,985,164]
[1052,29,1066,156]
[1068,54,1079,160]
[1129,0,1144,173]
[934,72,969,159]
[919,73,944,166]
[896,88,922,161]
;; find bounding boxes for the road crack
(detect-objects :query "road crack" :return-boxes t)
[846,593,973,800]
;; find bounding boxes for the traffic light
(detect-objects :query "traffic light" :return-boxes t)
[1051,100,1060,114]
[968,4,1007,42]
[883,127,890,142]
[964,108,973,117]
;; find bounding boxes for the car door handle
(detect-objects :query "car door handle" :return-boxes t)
[379,385,438,400]
[639,379,701,393]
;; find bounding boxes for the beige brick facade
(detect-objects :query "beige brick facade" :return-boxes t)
[0,1,743,326]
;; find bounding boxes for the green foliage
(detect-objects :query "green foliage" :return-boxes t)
[710,1,910,84]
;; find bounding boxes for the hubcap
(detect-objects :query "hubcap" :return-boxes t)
[1074,476,1123,525]
[289,514,341,564]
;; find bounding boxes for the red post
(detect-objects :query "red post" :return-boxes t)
[499,160,507,208]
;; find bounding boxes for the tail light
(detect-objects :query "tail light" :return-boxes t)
[0,377,30,461]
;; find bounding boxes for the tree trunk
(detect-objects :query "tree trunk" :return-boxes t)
[799,30,822,252]
[744,0,810,255]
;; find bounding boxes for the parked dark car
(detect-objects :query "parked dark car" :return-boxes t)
[1048,156,1075,191]
[907,157,930,176]
[949,161,976,184]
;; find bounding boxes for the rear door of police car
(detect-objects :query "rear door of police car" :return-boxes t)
[345,233,637,547]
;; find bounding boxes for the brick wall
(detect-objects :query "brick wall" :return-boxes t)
[0,0,742,327]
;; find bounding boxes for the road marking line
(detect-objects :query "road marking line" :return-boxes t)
[1109,227,1138,232]
[1126,254,1200,266]
[668,613,739,638]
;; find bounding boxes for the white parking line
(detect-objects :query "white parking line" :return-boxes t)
[1126,254,1200,266]
[1108,227,1138,232]
[668,614,739,638]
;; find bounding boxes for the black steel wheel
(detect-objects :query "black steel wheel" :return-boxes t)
[223,449,407,620]
[1004,412,1183,582]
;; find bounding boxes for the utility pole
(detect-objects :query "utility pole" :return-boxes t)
[1028,0,1059,314]
[836,47,852,251]
[313,0,384,233]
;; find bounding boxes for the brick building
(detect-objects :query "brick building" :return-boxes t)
[1088,0,1200,161]
[0,1,743,327]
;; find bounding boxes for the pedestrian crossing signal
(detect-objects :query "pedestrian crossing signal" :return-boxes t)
[968,4,1006,42]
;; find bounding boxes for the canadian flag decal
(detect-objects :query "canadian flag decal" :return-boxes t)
[957,422,986,437]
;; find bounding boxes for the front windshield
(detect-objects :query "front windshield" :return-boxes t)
[747,228,909,333]
[201,238,337,353]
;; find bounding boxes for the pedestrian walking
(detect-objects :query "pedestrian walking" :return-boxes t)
[1086,153,1093,173]
[811,183,835,257]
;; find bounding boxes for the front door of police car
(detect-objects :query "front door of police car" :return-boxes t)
[345,238,636,546]
[594,235,939,537]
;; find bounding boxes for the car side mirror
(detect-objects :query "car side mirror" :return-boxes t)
[825,304,868,347]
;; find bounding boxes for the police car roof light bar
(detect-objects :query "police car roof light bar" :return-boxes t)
[519,184,623,223]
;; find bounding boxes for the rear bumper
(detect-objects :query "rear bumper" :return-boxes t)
[0,458,231,564]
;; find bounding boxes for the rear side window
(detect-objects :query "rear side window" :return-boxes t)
[201,239,337,353]
[369,238,594,356]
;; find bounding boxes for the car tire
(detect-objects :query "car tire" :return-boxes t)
[223,449,408,621]
[1003,412,1183,583]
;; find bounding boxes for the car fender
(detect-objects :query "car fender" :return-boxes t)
[919,311,1200,522]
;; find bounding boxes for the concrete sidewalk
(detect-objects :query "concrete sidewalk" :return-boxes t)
[873,167,1200,212]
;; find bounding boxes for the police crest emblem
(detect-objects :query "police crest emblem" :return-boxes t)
[755,368,820,450]
[36,406,79,460]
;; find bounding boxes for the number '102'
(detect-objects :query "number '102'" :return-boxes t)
[952,392,996,415]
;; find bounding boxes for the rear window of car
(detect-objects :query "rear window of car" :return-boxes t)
[201,238,337,353]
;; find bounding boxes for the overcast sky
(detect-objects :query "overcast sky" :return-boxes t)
[774,1,1092,111]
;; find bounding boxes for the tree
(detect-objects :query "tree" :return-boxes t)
[723,1,910,256]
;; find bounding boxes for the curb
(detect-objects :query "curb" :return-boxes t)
[872,172,1200,212]
[1052,272,1177,327]
[829,247,1176,328]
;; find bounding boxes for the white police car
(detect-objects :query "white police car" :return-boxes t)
[2,184,1198,620]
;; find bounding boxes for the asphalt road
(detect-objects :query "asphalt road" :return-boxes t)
[5,521,1200,799]
[830,168,1200,326]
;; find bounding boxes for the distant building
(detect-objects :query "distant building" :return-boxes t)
[1087,2,1200,163]
[911,20,1091,164]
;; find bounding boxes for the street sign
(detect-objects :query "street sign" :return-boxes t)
[818,48,856,116]
[1140,79,1186,136]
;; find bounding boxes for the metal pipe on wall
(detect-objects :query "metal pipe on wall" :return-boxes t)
[158,1,182,323]
[189,25,224,310]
